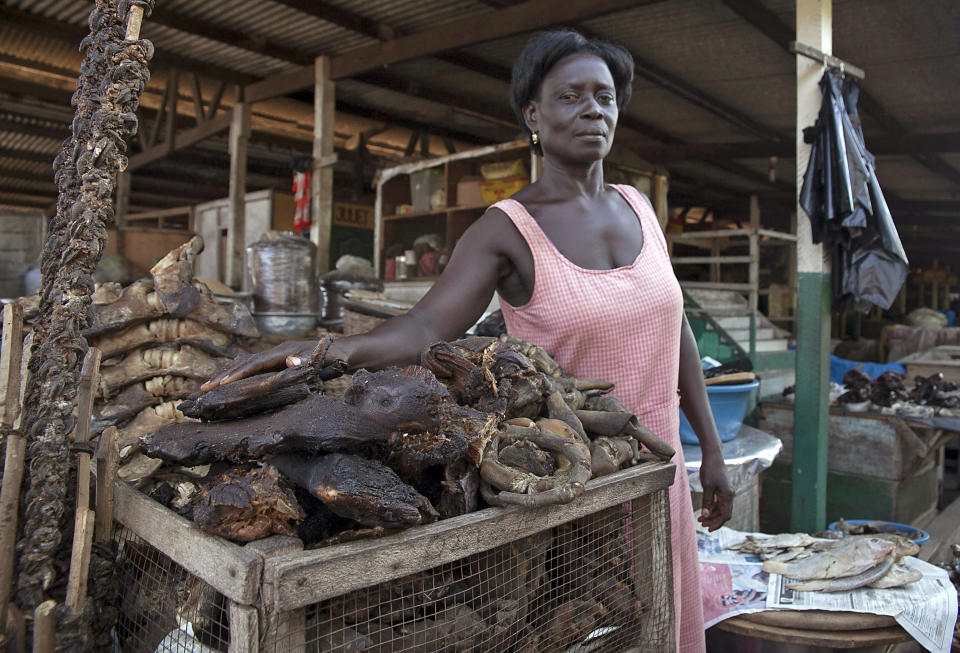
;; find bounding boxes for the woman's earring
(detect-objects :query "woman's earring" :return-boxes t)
[531,132,540,145]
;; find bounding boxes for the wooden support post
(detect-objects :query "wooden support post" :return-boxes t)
[652,173,669,231]
[791,0,832,533]
[227,89,250,290]
[0,304,24,628]
[72,348,101,512]
[228,602,260,653]
[749,195,760,364]
[248,536,305,653]
[114,171,130,257]
[165,68,179,154]
[6,604,26,653]
[65,507,95,616]
[710,240,721,282]
[94,426,119,544]
[310,56,336,275]
[32,600,56,653]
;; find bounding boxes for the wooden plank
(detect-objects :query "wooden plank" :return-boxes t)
[6,603,26,652]
[0,303,24,428]
[268,461,676,611]
[310,56,335,275]
[757,228,796,242]
[31,600,56,653]
[249,536,304,653]
[329,0,662,79]
[0,434,25,630]
[94,427,118,544]
[65,507,95,615]
[671,256,752,264]
[244,65,314,104]
[114,479,262,604]
[72,348,100,512]
[789,40,865,80]
[919,493,960,564]
[226,100,250,289]
[129,112,233,170]
[681,281,753,291]
[668,228,752,240]
[228,602,260,653]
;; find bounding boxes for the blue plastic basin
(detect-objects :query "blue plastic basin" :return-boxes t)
[827,520,930,546]
[678,380,759,445]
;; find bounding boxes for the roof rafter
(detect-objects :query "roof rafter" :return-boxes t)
[721,0,960,189]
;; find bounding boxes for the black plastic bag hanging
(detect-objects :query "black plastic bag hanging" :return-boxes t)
[799,69,908,312]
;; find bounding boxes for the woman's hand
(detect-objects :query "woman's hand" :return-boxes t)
[200,340,317,391]
[697,451,734,531]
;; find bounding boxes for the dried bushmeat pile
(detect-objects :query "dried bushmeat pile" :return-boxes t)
[87,235,259,482]
[784,369,960,419]
[136,335,675,545]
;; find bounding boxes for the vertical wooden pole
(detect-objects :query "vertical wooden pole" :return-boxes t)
[114,171,130,257]
[95,427,119,544]
[165,68,179,154]
[749,195,760,365]
[72,348,101,512]
[311,57,335,275]
[32,600,56,653]
[652,173,669,231]
[65,507,95,616]
[791,0,832,533]
[227,87,250,290]
[0,304,24,627]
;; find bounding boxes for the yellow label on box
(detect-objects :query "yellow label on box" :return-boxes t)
[333,203,374,229]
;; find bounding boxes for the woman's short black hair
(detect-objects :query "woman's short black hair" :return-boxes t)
[510,30,635,155]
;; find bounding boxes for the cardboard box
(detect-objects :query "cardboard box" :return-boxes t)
[480,176,529,203]
[456,177,484,207]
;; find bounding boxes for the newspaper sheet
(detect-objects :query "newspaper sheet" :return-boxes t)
[697,523,959,653]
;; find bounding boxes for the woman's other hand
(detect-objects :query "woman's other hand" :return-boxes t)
[200,339,317,391]
[697,453,734,531]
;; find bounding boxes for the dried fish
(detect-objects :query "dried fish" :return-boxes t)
[786,555,895,592]
[868,560,923,589]
[763,536,895,580]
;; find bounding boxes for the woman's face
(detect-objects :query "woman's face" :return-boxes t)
[524,53,618,164]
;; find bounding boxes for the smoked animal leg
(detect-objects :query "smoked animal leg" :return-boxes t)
[270,453,438,528]
[141,369,448,465]
[98,344,227,397]
[178,335,343,421]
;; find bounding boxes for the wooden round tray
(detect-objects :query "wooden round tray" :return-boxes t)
[739,609,897,631]
[716,612,911,649]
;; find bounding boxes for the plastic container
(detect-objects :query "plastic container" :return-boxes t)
[409,168,444,213]
[480,176,529,203]
[678,379,759,445]
[827,520,930,546]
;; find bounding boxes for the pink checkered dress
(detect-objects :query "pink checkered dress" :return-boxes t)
[496,184,706,652]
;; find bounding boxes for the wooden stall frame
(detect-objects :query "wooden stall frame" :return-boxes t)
[107,460,677,652]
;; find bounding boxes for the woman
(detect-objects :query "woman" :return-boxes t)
[205,30,732,652]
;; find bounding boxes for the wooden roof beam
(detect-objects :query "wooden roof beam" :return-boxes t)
[722,0,960,189]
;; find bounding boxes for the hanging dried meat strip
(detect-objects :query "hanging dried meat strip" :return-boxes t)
[15,0,155,643]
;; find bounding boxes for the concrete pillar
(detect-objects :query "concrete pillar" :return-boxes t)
[791,0,832,532]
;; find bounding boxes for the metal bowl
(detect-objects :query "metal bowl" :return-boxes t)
[252,312,318,337]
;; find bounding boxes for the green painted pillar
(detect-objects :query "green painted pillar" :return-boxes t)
[791,272,831,530]
[791,0,832,533]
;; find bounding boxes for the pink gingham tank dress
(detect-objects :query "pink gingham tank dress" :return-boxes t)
[495,184,705,652]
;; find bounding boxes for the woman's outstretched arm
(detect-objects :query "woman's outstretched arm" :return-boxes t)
[203,209,513,390]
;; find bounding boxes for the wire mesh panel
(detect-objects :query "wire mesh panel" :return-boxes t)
[268,489,672,652]
[114,527,232,653]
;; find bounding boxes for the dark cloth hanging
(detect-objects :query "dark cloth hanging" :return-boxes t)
[799,70,908,311]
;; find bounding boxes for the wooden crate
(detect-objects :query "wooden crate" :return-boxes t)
[757,402,944,531]
[111,461,677,653]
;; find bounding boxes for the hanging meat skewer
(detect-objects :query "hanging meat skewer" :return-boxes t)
[14,0,155,648]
